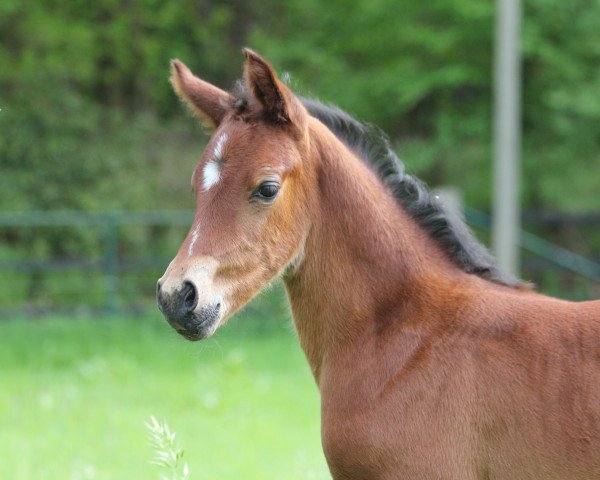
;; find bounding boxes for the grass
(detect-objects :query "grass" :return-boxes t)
[147,416,190,480]
[0,290,330,480]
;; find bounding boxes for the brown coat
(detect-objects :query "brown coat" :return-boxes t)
[159,49,600,479]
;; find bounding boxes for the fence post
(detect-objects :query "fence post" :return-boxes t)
[102,213,119,314]
[493,0,522,276]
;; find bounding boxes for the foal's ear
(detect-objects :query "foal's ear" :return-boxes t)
[243,48,303,125]
[170,59,230,129]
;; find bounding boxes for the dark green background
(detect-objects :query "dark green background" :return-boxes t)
[1,0,599,307]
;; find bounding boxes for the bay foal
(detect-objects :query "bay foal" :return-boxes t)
[157,50,600,479]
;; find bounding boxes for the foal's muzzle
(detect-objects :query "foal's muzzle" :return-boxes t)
[156,280,221,340]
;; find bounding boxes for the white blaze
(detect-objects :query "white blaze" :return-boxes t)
[188,225,200,257]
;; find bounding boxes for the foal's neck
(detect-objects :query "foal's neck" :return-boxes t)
[283,120,466,382]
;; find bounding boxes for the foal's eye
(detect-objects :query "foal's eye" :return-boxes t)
[253,181,280,201]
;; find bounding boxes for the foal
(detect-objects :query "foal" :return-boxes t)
[157,49,600,479]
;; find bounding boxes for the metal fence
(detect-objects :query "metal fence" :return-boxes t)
[465,208,600,284]
[0,209,599,317]
[0,211,194,316]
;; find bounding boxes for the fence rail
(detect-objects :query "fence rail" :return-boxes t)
[0,210,194,227]
[0,211,194,314]
[0,209,599,316]
[465,208,600,283]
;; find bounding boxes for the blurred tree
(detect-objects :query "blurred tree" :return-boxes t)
[0,0,598,260]
[249,0,599,212]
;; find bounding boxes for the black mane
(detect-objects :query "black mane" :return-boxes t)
[301,98,525,288]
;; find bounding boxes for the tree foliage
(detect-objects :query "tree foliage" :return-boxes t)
[0,0,598,261]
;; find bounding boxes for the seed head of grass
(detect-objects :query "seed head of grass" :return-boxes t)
[146,416,190,480]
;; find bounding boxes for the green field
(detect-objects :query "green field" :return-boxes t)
[0,293,330,479]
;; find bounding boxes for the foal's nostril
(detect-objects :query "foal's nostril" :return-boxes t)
[182,281,198,313]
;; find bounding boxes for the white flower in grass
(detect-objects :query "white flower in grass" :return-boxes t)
[39,392,55,410]
[69,463,97,480]
[227,348,246,366]
[201,391,220,410]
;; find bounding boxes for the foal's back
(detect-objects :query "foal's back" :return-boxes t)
[468,292,600,479]
[322,286,600,480]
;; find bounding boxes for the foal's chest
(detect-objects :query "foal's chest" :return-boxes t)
[318,360,477,480]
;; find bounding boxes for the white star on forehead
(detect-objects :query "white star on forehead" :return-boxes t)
[203,161,221,191]
[202,133,228,191]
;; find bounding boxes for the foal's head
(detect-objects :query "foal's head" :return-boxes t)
[157,50,312,340]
